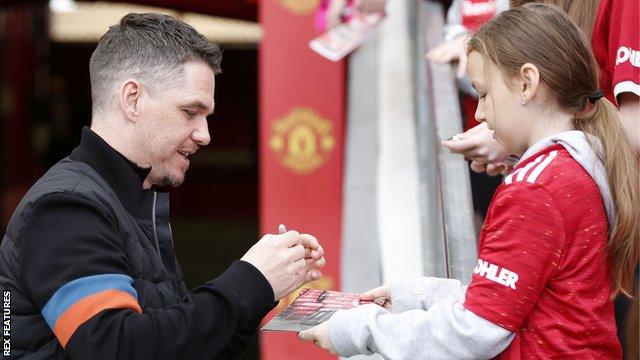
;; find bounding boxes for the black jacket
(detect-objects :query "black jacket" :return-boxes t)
[0,127,275,359]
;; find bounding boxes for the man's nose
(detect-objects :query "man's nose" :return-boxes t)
[192,118,211,146]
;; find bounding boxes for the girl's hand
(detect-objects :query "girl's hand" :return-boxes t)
[443,122,510,164]
[298,321,337,355]
[470,161,514,176]
[359,284,392,310]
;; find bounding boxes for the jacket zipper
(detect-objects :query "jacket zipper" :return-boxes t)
[152,191,161,256]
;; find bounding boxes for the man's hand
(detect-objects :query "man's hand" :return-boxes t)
[443,123,512,176]
[241,231,325,301]
[298,321,337,354]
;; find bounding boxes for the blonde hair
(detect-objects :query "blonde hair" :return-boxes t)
[468,4,639,297]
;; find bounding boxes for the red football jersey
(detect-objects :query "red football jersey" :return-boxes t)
[460,0,498,32]
[592,0,640,105]
[464,144,621,359]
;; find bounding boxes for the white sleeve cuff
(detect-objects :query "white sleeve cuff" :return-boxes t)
[614,80,640,99]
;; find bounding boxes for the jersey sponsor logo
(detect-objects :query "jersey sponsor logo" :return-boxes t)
[616,46,640,67]
[473,259,519,290]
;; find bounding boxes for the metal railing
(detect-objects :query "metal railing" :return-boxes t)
[415,0,477,283]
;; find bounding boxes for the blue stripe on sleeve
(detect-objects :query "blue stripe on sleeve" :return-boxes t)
[41,274,138,329]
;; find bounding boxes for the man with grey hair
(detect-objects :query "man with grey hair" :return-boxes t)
[0,13,325,359]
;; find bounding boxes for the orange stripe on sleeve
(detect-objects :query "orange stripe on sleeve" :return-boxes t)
[53,289,142,348]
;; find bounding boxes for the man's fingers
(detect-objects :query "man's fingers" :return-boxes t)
[299,234,320,250]
[288,244,306,261]
[281,230,301,247]
[309,245,324,259]
[305,256,325,268]
[304,269,322,283]
[291,257,307,273]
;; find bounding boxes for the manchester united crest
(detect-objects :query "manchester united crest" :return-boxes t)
[269,107,335,174]
[278,0,320,15]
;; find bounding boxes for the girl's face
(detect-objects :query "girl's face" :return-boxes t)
[467,51,531,155]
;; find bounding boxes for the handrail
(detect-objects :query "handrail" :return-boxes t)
[415,0,477,283]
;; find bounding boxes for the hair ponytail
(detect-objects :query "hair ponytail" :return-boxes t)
[575,98,639,297]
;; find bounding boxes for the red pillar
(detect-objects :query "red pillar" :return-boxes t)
[259,1,345,359]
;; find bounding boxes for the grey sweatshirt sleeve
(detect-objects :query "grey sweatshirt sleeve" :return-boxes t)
[390,277,467,313]
[329,300,515,359]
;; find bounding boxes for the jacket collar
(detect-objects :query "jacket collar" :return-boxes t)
[70,126,155,219]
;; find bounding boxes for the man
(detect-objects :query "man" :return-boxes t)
[0,13,325,359]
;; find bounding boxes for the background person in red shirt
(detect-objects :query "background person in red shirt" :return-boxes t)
[298,4,639,358]
[444,0,639,173]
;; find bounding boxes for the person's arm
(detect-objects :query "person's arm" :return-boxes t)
[323,301,513,359]
[299,297,514,358]
[606,0,639,152]
[20,193,315,359]
[213,305,274,360]
[64,261,273,359]
[617,92,639,153]
[301,182,566,358]
[389,277,466,313]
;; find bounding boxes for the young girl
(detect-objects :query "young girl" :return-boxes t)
[299,4,639,359]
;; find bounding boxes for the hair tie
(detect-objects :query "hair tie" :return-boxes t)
[588,90,605,104]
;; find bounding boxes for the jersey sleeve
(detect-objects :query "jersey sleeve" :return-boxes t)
[464,182,566,331]
[609,0,640,98]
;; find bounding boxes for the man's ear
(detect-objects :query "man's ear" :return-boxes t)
[519,63,540,103]
[120,79,142,122]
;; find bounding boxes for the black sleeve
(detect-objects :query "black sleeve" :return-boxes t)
[214,303,277,360]
[19,193,275,359]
